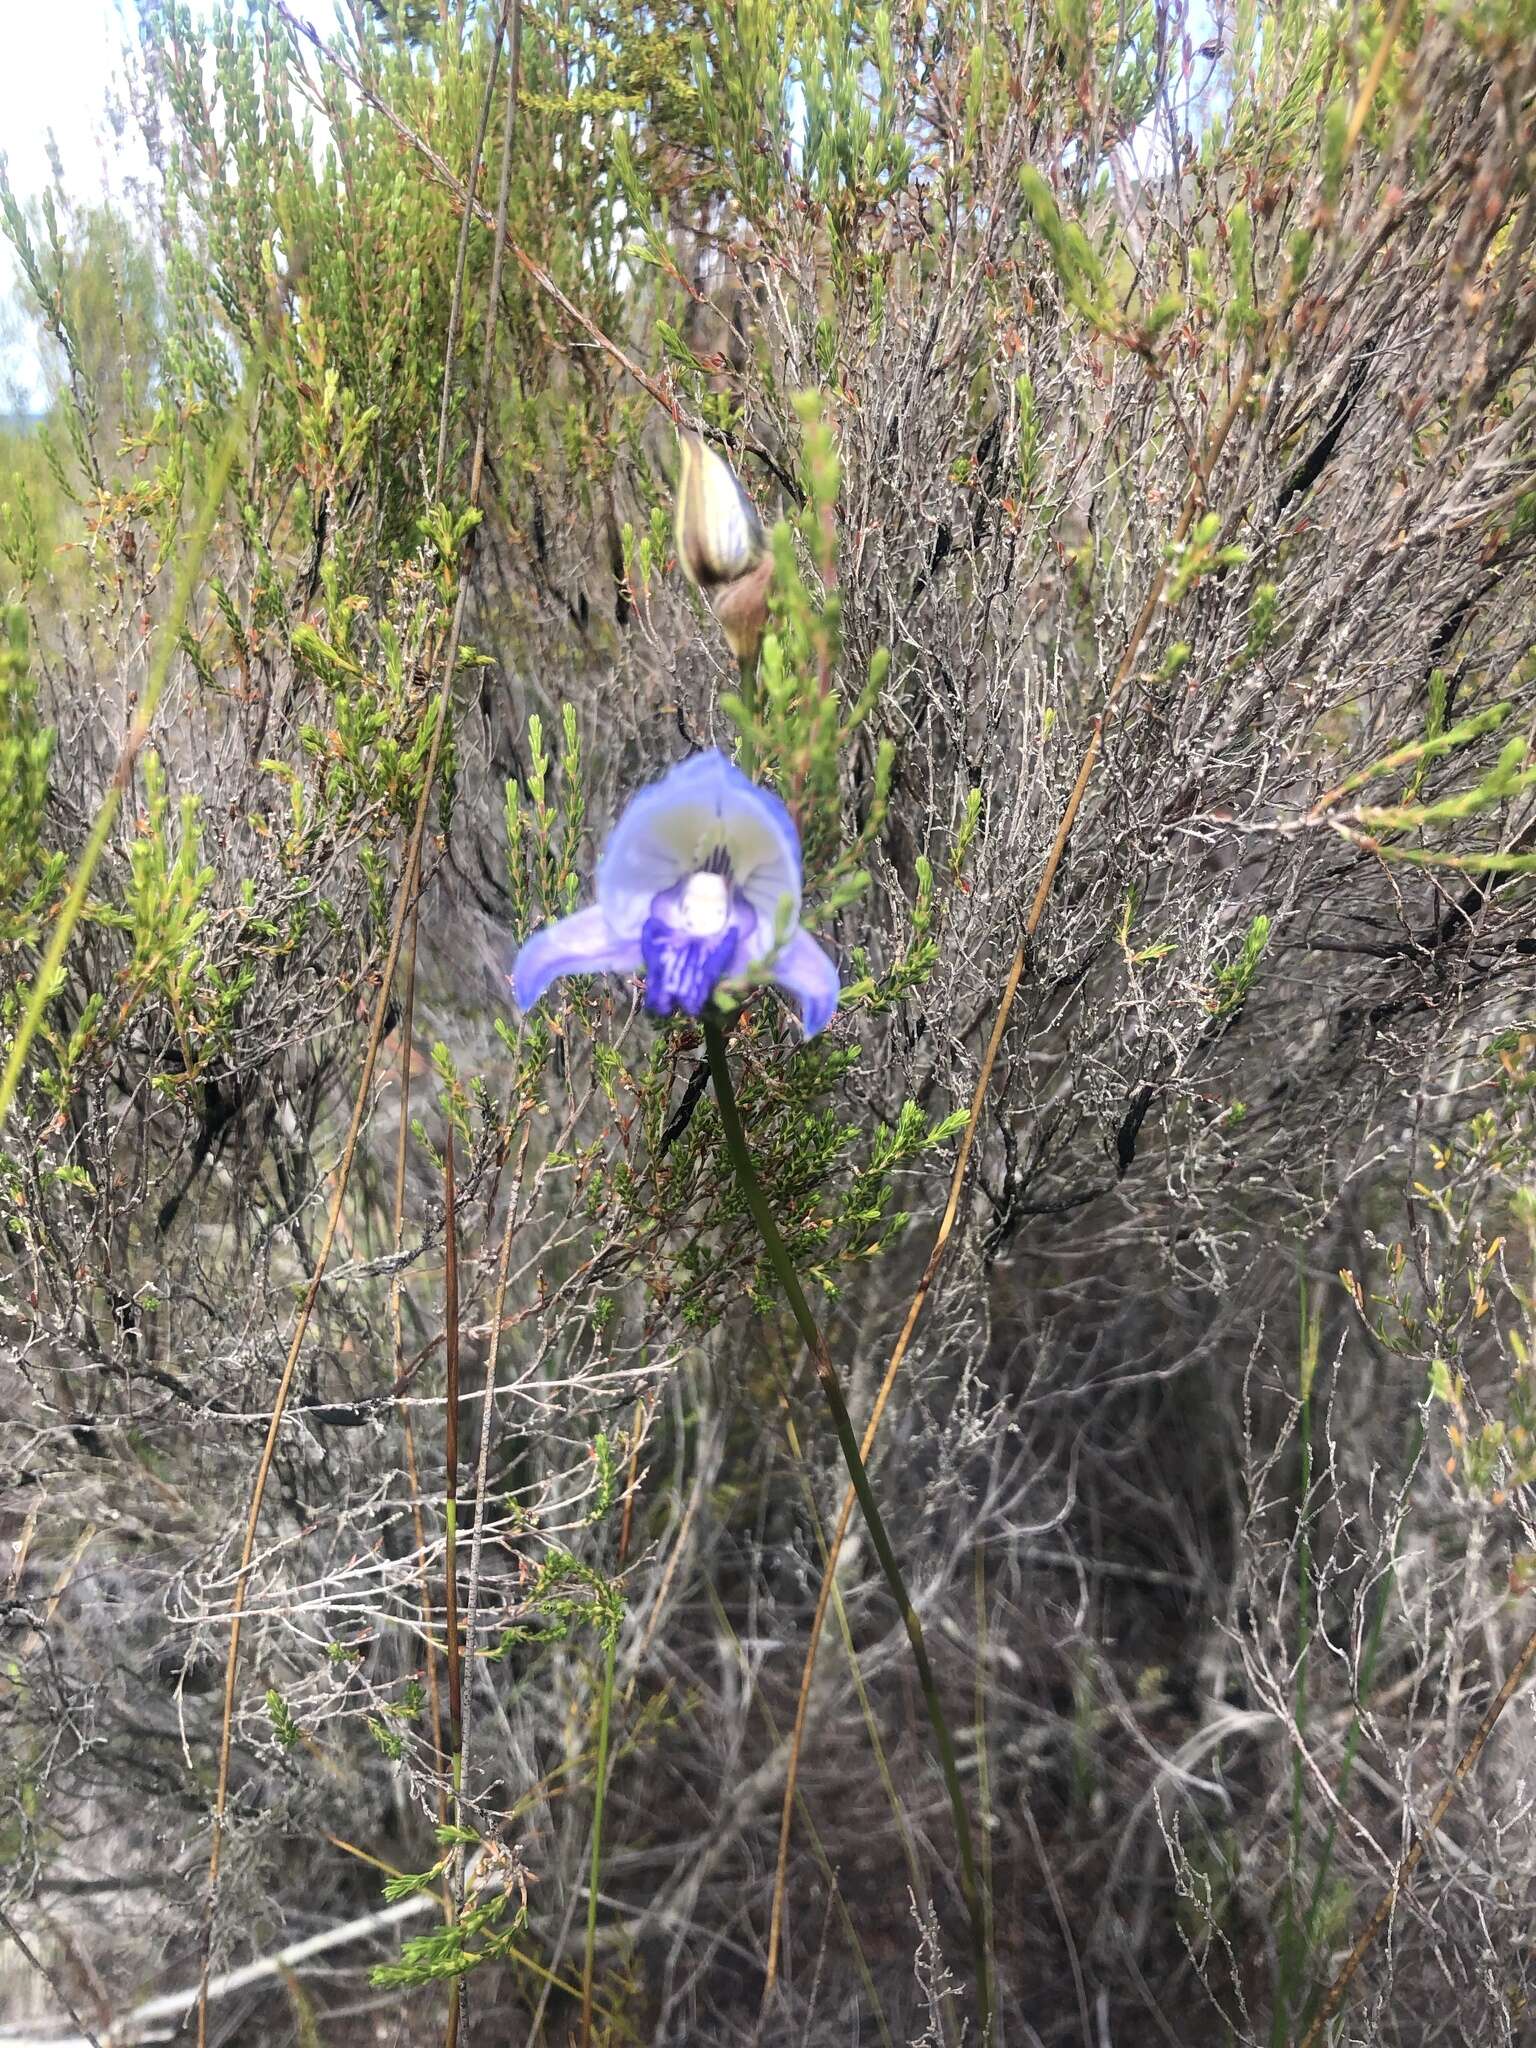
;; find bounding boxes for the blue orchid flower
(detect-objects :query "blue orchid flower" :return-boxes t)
[510,750,840,1036]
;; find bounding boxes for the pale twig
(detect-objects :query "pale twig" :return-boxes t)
[1,1892,442,2048]
[0,1908,105,2048]
[1297,1613,1536,2048]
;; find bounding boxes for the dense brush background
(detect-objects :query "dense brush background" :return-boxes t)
[3,0,1536,2042]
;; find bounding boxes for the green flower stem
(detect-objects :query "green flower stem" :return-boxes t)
[736,648,759,780]
[580,1629,617,2048]
[702,1018,991,2040]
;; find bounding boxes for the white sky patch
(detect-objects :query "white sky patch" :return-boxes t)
[0,0,339,407]
[0,0,132,203]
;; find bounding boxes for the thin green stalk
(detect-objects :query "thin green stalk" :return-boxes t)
[973,1547,996,1976]
[736,647,760,779]
[703,1569,897,2048]
[580,1629,617,2048]
[779,1386,936,1978]
[443,1130,463,2048]
[702,1019,991,2042]
[1273,1287,1319,2046]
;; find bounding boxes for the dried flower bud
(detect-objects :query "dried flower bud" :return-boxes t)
[674,431,765,591]
[711,551,774,665]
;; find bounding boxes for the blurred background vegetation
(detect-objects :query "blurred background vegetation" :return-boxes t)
[3,0,1536,2042]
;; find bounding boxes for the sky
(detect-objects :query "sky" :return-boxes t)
[1,0,140,217]
[0,0,337,407]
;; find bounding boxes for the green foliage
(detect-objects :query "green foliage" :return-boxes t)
[265,1687,302,1750]
[1323,701,1515,802]
[372,1886,526,1988]
[1164,512,1249,607]
[585,1429,619,1525]
[1212,917,1277,1019]
[723,395,891,884]
[1342,1032,1536,1505]
[367,1714,407,1761]
[1243,581,1281,660]
[505,704,590,935]
[1210,914,1271,1019]
[644,1024,966,1308]
[0,607,62,946]
[493,1548,624,1654]
[372,1829,529,1989]
[121,757,216,1003]
[1318,701,1536,874]
[1020,166,1116,333]
[797,2,914,279]
[1350,737,1536,837]
[0,450,48,591]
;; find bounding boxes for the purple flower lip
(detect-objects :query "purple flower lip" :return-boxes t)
[640,870,756,1020]
[510,750,840,1036]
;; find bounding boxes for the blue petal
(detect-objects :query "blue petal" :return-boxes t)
[510,904,643,1013]
[597,750,802,941]
[770,928,840,1037]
